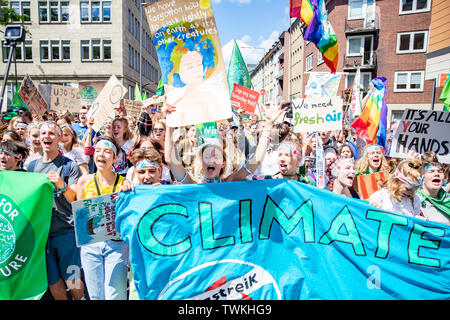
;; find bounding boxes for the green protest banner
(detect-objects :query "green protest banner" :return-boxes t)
[0,171,53,300]
[227,40,252,96]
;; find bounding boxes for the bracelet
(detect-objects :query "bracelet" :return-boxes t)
[57,181,67,193]
[176,169,188,184]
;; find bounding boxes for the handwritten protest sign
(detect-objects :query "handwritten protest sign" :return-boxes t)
[72,192,120,247]
[115,179,450,300]
[18,75,48,119]
[389,109,450,164]
[230,83,260,115]
[292,97,343,133]
[38,83,52,107]
[87,75,127,132]
[120,99,143,119]
[194,121,219,147]
[353,171,387,200]
[50,84,81,113]
[144,0,232,127]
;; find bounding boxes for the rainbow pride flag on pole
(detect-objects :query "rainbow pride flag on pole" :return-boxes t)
[351,77,388,148]
[291,0,338,73]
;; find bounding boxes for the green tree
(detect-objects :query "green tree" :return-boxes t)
[0,0,28,26]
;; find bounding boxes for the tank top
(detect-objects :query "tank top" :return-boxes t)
[83,172,124,199]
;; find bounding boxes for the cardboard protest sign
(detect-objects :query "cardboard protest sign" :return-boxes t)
[18,75,48,119]
[142,95,165,109]
[72,192,120,247]
[38,83,52,108]
[144,0,232,127]
[353,171,387,200]
[50,84,81,113]
[304,72,341,97]
[87,75,127,132]
[230,83,260,115]
[120,99,143,119]
[292,97,343,133]
[78,81,107,106]
[389,109,450,164]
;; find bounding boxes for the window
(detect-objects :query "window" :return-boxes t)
[2,40,32,62]
[394,71,424,92]
[40,40,70,61]
[306,54,313,71]
[348,0,375,20]
[80,39,112,61]
[345,72,372,91]
[396,31,427,53]
[80,0,111,23]
[39,1,69,23]
[346,35,373,56]
[7,0,31,22]
[399,0,430,14]
[317,50,324,65]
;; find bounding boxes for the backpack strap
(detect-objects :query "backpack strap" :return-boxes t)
[27,159,37,173]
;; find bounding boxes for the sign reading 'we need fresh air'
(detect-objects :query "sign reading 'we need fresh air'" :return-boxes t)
[292,97,343,133]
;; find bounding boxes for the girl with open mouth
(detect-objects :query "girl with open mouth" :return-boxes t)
[355,144,391,176]
[328,158,360,199]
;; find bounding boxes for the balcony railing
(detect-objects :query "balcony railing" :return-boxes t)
[345,12,380,34]
[343,51,377,70]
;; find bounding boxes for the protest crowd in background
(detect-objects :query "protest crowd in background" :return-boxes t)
[0,86,449,300]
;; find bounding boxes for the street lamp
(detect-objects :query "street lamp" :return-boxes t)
[0,25,26,113]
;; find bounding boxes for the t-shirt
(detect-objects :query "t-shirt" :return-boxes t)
[28,154,82,236]
[72,122,100,144]
[368,188,421,217]
[418,193,450,225]
[113,139,135,176]
[61,145,89,166]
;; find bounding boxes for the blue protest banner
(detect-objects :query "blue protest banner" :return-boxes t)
[115,179,450,300]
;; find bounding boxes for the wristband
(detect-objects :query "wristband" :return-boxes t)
[84,146,95,156]
[57,181,67,193]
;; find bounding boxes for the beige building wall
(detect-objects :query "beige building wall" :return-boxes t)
[289,18,304,99]
[0,0,160,104]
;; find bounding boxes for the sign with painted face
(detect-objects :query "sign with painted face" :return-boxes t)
[18,75,48,120]
[115,179,450,300]
[0,171,53,300]
[144,0,232,127]
[292,97,343,133]
[389,109,450,164]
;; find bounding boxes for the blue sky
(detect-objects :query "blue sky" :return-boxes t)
[210,0,291,67]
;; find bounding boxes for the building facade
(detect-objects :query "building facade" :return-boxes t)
[1,0,161,108]
[289,18,305,100]
[303,0,444,124]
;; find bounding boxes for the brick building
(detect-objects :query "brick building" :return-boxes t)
[303,0,445,124]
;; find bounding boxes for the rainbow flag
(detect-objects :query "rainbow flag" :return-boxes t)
[351,77,388,148]
[298,0,338,73]
[290,0,302,17]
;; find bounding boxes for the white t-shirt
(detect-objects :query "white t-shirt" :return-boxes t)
[254,149,279,178]
[61,145,89,166]
[369,188,422,217]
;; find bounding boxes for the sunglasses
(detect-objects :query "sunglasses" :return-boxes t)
[153,128,164,132]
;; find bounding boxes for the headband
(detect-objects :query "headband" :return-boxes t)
[394,169,422,187]
[40,122,61,136]
[15,122,28,129]
[423,163,443,173]
[95,140,117,155]
[60,123,75,135]
[364,145,381,157]
[135,160,161,169]
[0,148,22,161]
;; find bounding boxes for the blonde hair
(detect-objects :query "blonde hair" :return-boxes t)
[355,143,391,174]
[386,159,422,202]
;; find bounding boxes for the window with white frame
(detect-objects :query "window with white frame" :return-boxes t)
[394,71,424,92]
[80,0,111,23]
[396,31,427,53]
[399,0,430,14]
[40,39,70,61]
[80,39,112,61]
[345,72,372,91]
[2,40,32,62]
[6,1,31,23]
[306,54,313,71]
[348,0,375,20]
[317,50,324,65]
[347,35,373,56]
[38,1,69,23]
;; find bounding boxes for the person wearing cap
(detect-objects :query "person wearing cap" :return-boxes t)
[417,162,450,225]
[71,136,132,300]
[368,159,424,218]
[27,121,85,300]
[0,140,29,171]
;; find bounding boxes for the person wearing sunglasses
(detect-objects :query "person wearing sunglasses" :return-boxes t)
[151,120,166,153]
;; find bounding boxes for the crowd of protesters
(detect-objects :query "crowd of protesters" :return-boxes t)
[0,95,449,300]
